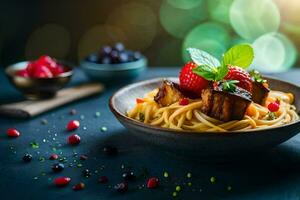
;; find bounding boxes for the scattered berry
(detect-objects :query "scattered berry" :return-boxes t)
[175,185,181,192]
[32,65,53,78]
[172,191,177,197]
[54,177,71,187]
[122,171,136,181]
[68,134,81,145]
[52,163,65,172]
[268,102,280,112]
[80,155,88,160]
[7,128,20,138]
[147,177,159,189]
[103,146,118,156]
[49,154,59,160]
[179,62,209,96]
[23,153,32,162]
[186,172,192,178]
[98,176,109,183]
[224,66,252,92]
[67,120,80,131]
[82,169,92,178]
[179,98,189,106]
[163,172,169,178]
[73,182,85,191]
[114,182,128,193]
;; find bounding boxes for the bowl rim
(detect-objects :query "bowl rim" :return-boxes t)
[5,60,74,80]
[80,56,147,71]
[109,76,300,136]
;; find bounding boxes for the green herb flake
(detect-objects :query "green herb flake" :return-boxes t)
[222,80,239,92]
[249,70,267,83]
[210,176,216,183]
[187,172,192,178]
[187,182,192,187]
[172,191,177,197]
[163,172,169,178]
[175,185,181,192]
[30,141,39,149]
[267,112,276,120]
[139,113,145,122]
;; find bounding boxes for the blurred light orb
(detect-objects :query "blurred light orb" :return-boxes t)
[230,0,280,40]
[78,25,126,60]
[160,0,207,39]
[182,22,230,62]
[25,24,71,59]
[106,3,157,51]
[167,0,203,9]
[208,0,234,24]
[251,33,297,73]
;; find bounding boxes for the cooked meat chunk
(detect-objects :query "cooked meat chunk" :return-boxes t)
[252,82,269,105]
[154,80,183,107]
[201,85,252,121]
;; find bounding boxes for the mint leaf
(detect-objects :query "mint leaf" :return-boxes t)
[215,64,229,81]
[249,70,266,83]
[187,48,220,67]
[222,44,254,69]
[222,80,239,92]
[192,65,217,81]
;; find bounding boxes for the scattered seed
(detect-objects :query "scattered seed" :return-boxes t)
[227,185,232,191]
[172,192,177,197]
[114,182,128,193]
[23,153,33,162]
[163,172,169,178]
[77,163,83,167]
[30,141,39,149]
[49,154,58,160]
[210,176,216,183]
[73,182,85,191]
[80,115,85,120]
[70,109,77,115]
[38,156,45,162]
[95,112,101,117]
[175,185,181,192]
[101,126,107,132]
[41,119,48,125]
[187,172,192,178]
[82,169,92,178]
[122,171,136,181]
[188,182,192,187]
[52,163,65,172]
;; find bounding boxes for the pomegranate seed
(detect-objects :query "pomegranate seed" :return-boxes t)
[80,155,88,160]
[179,98,189,106]
[147,177,159,189]
[54,177,71,186]
[49,154,58,160]
[67,120,80,131]
[68,134,81,145]
[72,182,85,191]
[7,128,20,138]
[268,102,280,112]
[136,98,144,104]
[98,176,109,183]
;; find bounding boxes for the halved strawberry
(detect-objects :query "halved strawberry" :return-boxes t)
[224,66,252,92]
[179,62,209,96]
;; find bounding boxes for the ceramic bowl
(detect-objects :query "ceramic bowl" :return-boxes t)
[5,61,73,100]
[80,57,147,83]
[109,77,300,158]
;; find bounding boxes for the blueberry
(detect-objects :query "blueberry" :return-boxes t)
[82,169,92,178]
[119,52,129,63]
[114,182,128,193]
[101,56,111,64]
[86,53,99,63]
[110,50,119,63]
[23,153,32,162]
[102,46,112,55]
[122,171,135,181]
[103,146,118,156]
[133,52,142,61]
[114,42,125,52]
[52,163,64,172]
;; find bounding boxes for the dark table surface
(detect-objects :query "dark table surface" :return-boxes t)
[1,67,300,200]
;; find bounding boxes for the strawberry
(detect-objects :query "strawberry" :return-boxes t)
[16,69,29,77]
[224,66,252,92]
[179,62,209,95]
[31,65,53,78]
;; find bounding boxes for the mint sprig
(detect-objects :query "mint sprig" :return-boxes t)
[188,44,254,81]
[222,80,239,92]
[249,70,266,83]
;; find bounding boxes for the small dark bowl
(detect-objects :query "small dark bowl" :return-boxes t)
[5,61,73,100]
[110,77,300,159]
[80,56,147,83]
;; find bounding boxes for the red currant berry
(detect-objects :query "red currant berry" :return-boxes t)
[49,154,59,160]
[7,128,20,138]
[147,177,159,189]
[268,102,280,112]
[67,120,80,131]
[68,134,81,145]
[54,177,71,187]
[72,182,85,191]
[179,98,189,106]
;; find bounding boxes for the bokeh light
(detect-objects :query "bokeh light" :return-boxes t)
[230,0,280,40]
[167,0,203,9]
[25,24,71,60]
[78,25,126,60]
[182,22,230,62]
[106,2,157,51]
[159,0,207,39]
[251,32,297,72]
[208,0,234,24]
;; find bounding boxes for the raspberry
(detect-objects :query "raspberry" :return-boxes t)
[67,120,80,131]
[179,62,209,96]
[224,66,252,92]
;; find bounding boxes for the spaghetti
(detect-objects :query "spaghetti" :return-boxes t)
[127,89,299,132]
